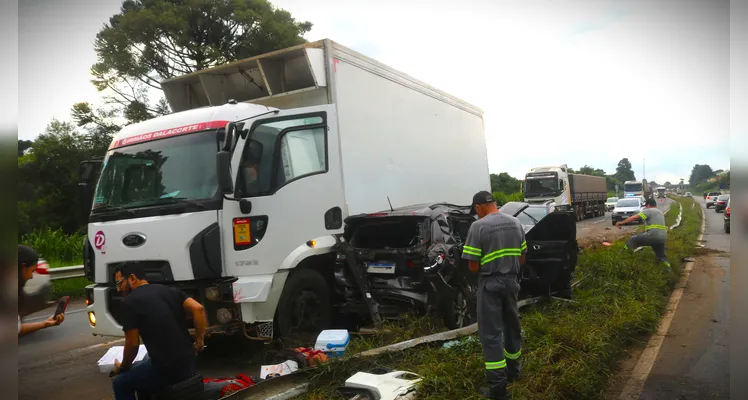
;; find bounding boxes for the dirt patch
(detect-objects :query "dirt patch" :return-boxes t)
[577,226,638,250]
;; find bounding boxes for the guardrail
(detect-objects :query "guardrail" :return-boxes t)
[49,265,85,280]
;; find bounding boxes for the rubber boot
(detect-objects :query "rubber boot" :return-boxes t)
[506,359,522,383]
[480,369,510,399]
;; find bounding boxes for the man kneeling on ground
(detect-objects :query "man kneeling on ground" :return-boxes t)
[111,261,207,400]
[616,198,671,269]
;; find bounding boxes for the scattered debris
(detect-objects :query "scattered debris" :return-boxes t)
[338,369,421,400]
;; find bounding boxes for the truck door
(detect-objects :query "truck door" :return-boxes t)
[221,105,346,279]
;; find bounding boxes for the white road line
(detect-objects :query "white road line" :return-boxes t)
[592,218,606,224]
[618,205,706,400]
[69,338,125,354]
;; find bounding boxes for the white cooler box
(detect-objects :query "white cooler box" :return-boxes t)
[314,329,350,358]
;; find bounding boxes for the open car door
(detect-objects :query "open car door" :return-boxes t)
[520,210,578,297]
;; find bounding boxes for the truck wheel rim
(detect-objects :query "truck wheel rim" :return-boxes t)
[290,289,323,333]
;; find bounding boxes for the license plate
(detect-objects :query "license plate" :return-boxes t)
[366,262,396,274]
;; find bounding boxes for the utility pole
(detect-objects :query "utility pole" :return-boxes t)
[643,158,645,181]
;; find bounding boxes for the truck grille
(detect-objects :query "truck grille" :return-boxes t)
[105,261,174,284]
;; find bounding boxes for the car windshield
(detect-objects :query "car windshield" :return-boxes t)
[624,183,643,192]
[92,130,218,210]
[607,197,618,202]
[516,206,549,226]
[616,199,640,208]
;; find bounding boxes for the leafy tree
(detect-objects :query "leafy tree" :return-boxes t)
[490,172,522,194]
[18,120,112,238]
[688,164,715,186]
[664,181,672,187]
[17,140,33,157]
[91,0,313,122]
[614,158,636,182]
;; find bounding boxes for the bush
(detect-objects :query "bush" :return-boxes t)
[493,191,524,206]
[21,228,85,267]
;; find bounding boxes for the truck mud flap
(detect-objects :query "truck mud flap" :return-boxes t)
[337,240,382,325]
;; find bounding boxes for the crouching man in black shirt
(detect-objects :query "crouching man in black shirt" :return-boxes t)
[110,262,207,400]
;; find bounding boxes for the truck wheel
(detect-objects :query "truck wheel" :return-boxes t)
[275,269,331,338]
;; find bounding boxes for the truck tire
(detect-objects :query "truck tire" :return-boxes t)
[275,268,331,338]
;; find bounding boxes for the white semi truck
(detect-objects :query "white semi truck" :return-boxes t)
[623,180,652,200]
[79,39,489,340]
[522,164,607,221]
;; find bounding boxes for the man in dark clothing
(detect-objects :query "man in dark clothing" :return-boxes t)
[463,191,526,400]
[111,262,207,400]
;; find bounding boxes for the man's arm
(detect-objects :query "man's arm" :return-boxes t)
[617,213,643,226]
[116,328,141,372]
[462,224,483,273]
[18,314,64,336]
[183,297,207,353]
[519,223,527,266]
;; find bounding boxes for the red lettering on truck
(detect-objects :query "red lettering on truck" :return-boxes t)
[108,120,230,149]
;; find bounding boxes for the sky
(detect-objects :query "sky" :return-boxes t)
[19,0,730,185]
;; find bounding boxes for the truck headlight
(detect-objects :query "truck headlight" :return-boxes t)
[88,312,96,326]
[205,286,220,302]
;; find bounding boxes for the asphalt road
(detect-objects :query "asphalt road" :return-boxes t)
[637,196,730,399]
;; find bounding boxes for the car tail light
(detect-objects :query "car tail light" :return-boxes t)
[35,262,49,275]
[726,207,730,217]
[407,260,415,268]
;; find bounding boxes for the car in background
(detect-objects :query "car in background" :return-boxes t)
[20,258,53,317]
[605,197,619,211]
[685,192,692,197]
[715,194,730,213]
[333,201,579,329]
[706,192,721,208]
[611,198,644,226]
[724,198,730,233]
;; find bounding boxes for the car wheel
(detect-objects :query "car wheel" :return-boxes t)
[441,282,477,330]
[275,269,331,338]
[612,220,617,226]
[725,223,730,234]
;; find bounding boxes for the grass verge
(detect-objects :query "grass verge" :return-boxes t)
[300,196,702,400]
[52,277,91,299]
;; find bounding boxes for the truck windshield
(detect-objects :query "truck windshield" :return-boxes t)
[92,130,218,211]
[524,178,558,196]
[624,183,643,192]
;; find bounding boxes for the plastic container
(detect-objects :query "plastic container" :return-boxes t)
[314,329,350,357]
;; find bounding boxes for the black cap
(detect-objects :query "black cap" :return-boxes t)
[470,190,495,215]
[645,198,657,207]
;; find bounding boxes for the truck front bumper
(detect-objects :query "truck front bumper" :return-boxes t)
[87,286,125,337]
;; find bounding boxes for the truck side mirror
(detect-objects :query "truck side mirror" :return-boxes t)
[221,122,236,152]
[216,151,234,195]
[78,160,103,219]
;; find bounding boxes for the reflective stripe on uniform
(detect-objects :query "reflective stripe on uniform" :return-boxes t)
[481,248,523,265]
[645,224,667,231]
[639,212,647,220]
[521,241,527,251]
[463,245,482,257]
[504,348,521,360]
[485,360,507,370]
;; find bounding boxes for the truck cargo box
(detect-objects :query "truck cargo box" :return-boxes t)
[160,39,489,216]
[568,174,607,194]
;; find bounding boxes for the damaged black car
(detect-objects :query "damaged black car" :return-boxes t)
[332,202,578,330]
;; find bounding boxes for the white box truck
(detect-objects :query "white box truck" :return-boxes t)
[79,39,489,340]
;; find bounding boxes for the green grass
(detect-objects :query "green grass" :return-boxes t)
[493,191,524,206]
[300,196,702,400]
[52,277,91,299]
[20,228,91,298]
[21,228,85,267]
